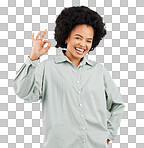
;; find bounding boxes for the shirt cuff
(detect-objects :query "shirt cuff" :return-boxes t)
[25,56,40,66]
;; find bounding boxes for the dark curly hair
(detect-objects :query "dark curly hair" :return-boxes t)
[54,6,107,52]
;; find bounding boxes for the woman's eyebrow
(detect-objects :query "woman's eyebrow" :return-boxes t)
[74,34,93,40]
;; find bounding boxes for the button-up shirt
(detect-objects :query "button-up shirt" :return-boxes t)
[12,49,125,148]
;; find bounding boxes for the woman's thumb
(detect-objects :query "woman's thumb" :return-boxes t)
[42,40,51,53]
[43,40,51,47]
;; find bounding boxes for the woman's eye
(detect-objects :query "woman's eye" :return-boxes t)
[75,37,91,43]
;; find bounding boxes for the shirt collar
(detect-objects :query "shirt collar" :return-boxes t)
[54,49,94,66]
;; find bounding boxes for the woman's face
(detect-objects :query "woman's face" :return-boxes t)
[65,24,94,58]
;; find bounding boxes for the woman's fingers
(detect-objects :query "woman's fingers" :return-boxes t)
[31,29,47,41]
[36,30,42,40]
[43,40,51,52]
[43,40,51,47]
[40,29,47,40]
[107,139,110,144]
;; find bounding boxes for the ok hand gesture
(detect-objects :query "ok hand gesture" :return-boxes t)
[29,29,51,61]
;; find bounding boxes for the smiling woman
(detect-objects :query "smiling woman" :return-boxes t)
[12,5,125,148]
[54,6,107,67]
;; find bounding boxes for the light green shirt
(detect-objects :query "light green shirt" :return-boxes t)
[12,49,125,148]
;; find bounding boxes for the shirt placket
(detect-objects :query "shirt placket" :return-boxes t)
[72,65,87,147]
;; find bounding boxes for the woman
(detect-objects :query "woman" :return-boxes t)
[12,6,125,148]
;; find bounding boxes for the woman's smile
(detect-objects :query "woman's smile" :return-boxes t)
[75,47,85,55]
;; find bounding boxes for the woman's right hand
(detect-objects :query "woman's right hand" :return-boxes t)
[29,29,51,61]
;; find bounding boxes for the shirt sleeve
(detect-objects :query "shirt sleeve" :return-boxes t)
[103,66,125,141]
[12,56,45,102]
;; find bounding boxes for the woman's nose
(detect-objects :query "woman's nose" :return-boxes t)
[80,40,86,47]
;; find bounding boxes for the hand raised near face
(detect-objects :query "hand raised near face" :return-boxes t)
[29,29,51,61]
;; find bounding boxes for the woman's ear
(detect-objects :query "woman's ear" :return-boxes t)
[65,35,71,44]
[65,38,68,44]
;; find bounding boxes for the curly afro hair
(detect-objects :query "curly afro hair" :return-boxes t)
[54,6,107,52]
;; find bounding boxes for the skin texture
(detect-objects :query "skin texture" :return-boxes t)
[65,24,94,67]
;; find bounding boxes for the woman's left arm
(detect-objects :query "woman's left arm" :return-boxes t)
[103,66,125,141]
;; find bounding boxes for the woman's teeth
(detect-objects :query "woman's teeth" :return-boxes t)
[75,47,85,55]
[75,48,84,52]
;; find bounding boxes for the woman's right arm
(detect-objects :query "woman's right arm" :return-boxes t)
[12,56,45,102]
[12,29,51,102]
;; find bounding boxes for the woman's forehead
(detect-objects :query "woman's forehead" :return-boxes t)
[71,25,94,37]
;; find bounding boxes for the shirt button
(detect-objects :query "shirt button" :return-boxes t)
[82,139,86,142]
[78,91,81,94]
[76,80,79,83]
[79,104,82,107]
[80,115,84,118]
[82,127,85,130]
